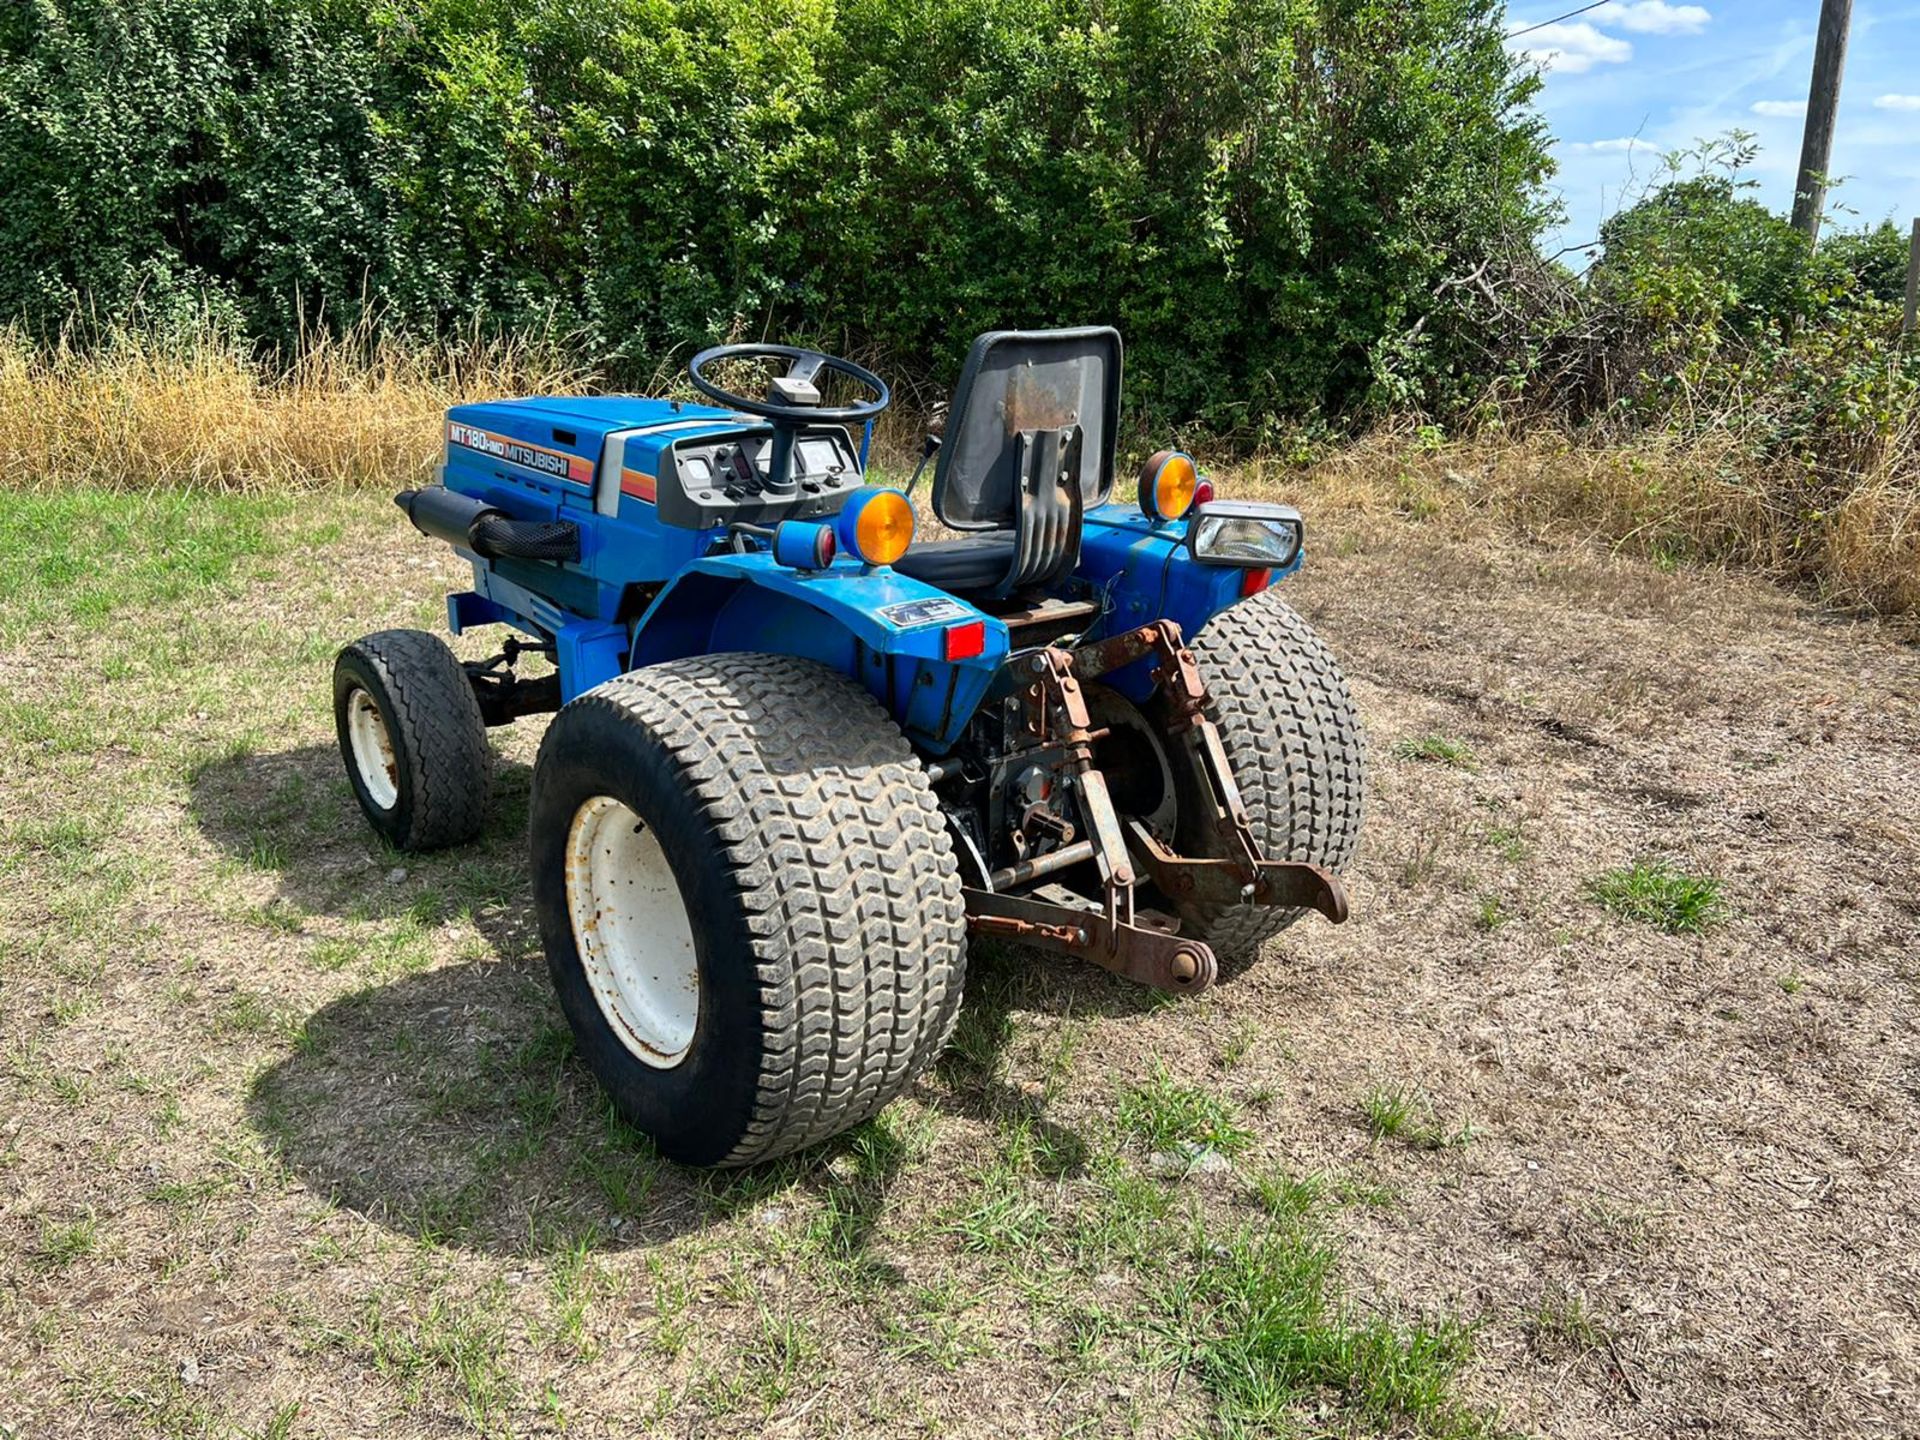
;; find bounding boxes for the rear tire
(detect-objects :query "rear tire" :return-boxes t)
[529,654,967,1167]
[1172,590,1365,976]
[334,629,491,852]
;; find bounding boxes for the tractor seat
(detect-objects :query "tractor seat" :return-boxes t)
[895,327,1122,599]
[892,535,1017,592]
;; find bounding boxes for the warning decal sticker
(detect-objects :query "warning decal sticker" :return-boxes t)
[877,596,976,629]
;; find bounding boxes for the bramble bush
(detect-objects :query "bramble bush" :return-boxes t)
[1412,135,1920,616]
[1584,140,1919,555]
[0,0,1551,425]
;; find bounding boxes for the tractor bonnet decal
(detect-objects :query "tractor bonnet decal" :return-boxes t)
[448,422,594,486]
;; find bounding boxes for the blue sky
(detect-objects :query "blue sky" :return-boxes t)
[1507,0,1920,257]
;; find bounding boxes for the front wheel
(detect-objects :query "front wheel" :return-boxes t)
[1169,590,1366,975]
[529,654,967,1167]
[333,629,491,852]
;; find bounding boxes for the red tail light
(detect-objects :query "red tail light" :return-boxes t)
[943,620,987,660]
[1239,568,1271,596]
[1193,477,1216,506]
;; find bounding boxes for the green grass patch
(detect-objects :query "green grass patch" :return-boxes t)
[1524,1283,1607,1358]
[34,1212,99,1270]
[1585,859,1727,934]
[1360,1084,1471,1151]
[1155,1218,1491,1437]
[0,489,295,637]
[1362,1083,1424,1140]
[1482,823,1527,862]
[1392,734,1477,769]
[876,1277,993,1371]
[947,1165,1055,1255]
[1472,894,1508,932]
[1250,1166,1325,1221]
[349,1288,521,1430]
[1070,1154,1180,1265]
[1117,1063,1253,1157]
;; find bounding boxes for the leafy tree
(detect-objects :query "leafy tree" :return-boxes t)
[0,0,1555,424]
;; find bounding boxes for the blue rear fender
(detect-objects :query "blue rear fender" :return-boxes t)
[628,555,1009,754]
[1073,504,1306,702]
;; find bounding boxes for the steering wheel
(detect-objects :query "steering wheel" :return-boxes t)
[688,343,891,425]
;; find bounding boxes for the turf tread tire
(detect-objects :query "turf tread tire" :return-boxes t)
[530,654,967,1167]
[1180,590,1365,973]
[334,629,491,852]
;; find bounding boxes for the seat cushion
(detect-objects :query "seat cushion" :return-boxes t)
[890,534,1016,592]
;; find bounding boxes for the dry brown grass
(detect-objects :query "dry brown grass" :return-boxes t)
[3,326,1916,615]
[0,317,591,493]
[1240,424,1920,619]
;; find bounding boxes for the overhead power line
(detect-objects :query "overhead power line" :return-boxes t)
[1508,0,1614,39]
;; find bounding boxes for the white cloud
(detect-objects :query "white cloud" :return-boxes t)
[1873,94,1920,111]
[1749,99,1804,117]
[1567,137,1662,154]
[1508,22,1633,74]
[1609,2,1712,35]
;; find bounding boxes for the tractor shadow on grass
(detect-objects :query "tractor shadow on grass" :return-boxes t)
[194,741,1141,1259]
[239,946,1120,1264]
[187,739,543,961]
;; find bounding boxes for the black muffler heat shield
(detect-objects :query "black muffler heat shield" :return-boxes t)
[395,488,580,564]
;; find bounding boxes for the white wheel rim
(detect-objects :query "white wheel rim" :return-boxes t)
[565,796,700,1069]
[346,687,400,810]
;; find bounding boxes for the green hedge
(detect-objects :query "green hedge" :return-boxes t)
[0,0,1551,424]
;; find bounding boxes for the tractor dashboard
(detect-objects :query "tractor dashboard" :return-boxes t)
[655,425,863,530]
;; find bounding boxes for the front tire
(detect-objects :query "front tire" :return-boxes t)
[1173,590,1365,975]
[333,629,491,852]
[529,654,967,1167]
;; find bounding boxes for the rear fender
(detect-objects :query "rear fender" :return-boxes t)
[629,555,1009,753]
[1076,504,1305,702]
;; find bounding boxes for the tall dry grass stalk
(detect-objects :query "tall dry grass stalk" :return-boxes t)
[1242,424,1920,618]
[0,314,592,493]
[3,320,1915,617]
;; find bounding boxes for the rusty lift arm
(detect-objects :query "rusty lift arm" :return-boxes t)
[961,620,1347,994]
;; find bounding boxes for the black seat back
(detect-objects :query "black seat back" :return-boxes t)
[930,328,1122,596]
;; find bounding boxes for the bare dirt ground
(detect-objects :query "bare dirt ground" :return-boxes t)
[1,487,1915,1438]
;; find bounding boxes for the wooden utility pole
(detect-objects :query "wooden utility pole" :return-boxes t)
[1904,218,1920,336]
[1790,0,1853,244]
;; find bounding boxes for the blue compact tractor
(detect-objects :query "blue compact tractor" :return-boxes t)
[334,329,1364,1166]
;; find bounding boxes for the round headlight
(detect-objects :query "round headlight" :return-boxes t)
[840,488,916,566]
[1140,450,1198,522]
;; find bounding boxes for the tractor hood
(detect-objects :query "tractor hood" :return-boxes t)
[463,395,744,433]
[445,396,752,492]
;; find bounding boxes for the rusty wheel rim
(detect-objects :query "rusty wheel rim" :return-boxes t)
[345,688,399,810]
[564,795,700,1069]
